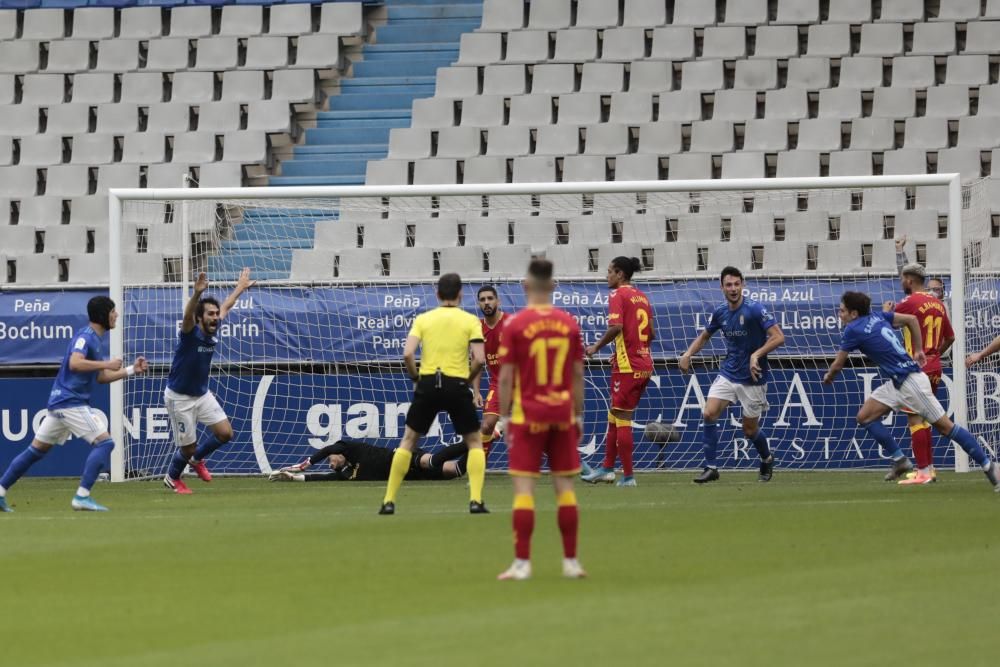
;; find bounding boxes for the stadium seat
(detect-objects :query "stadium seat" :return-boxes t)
[439,247,487,278]
[703,26,746,59]
[414,219,459,247]
[563,155,606,181]
[753,25,799,58]
[682,60,725,92]
[532,64,576,94]
[389,248,435,279]
[23,74,66,105]
[505,31,549,65]
[436,128,481,158]
[796,119,844,151]
[528,0,571,30]
[146,39,191,73]
[19,197,62,227]
[13,254,60,286]
[510,95,553,126]
[6,226,38,255]
[147,163,192,189]
[880,0,923,21]
[651,27,695,60]
[775,0,819,24]
[72,7,114,40]
[45,104,90,135]
[776,151,821,178]
[937,0,981,20]
[23,8,64,40]
[45,165,89,197]
[436,67,478,98]
[484,126,530,157]
[487,245,533,271]
[458,32,500,65]
[290,249,336,281]
[269,4,313,37]
[0,105,40,136]
[388,127,432,160]
[554,29,600,62]
[412,98,456,128]
[479,0,525,31]
[744,119,790,152]
[0,137,12,166]
[96,103,139,134]
[721,152,765,179]
[892,56,936,88]
[871,87,916,118]
[512,156,556,183]
[146,103,190,133]
[198,162,242,188]
[0,75,14,106]
[690,120,734,153]
[904,117,948,149]
[635,121,681,153]
[623,0,666,27]
[584,124,628,156]
[829,150,873,176]
[69,196,108,226]
[946,55,989,85]
[483,65,527,96]
[629,61,672,93]
[220,71,265,102]
[464,219,510,247]
[668,153,712,180]
[459,95,503,127]
[219,5,262,37]
[958,116,1000,148]
[765,89,809,120]
[850,118,894,150]
[672,0,717,26]
[365,159,408,186]
[44,226,89,256]
[122,133,166,164]
[319,3,364,37]
[882,148,928,175]
[120,7,163,40]
[577,0,619,28]
[196,37,239,72]
[173,132,218,164]
[121,73,165,104]
[96,164,140,193]
[122,253,163,284]
[464,157,507,184]
[911,22,957,55]
[723,0,766,25]
[615,153,660,180]
[818,88,862,120]
[609,92,653,124]
[294,35,341,71]
[806,24,850,58]
[733,60,778,90]
[557,93,602,125]
[96,39,140,73]
[787,58,831,90]
[925,85,969,118]
[839,57,885,88]
[937,147,983,179]
[535,125,580,156]
[70,134,115,165]
[649,243,699,275]
[71,72,116,105]
[170,6,212,38]
[46,41,90,74]
[859,23,904,56]
[965,22,1000,55]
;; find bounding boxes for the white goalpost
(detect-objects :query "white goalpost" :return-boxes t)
[107,174,999,482]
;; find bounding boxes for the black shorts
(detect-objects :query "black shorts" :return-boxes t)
[405,375,480,436]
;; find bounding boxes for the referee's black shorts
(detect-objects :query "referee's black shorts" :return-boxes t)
[405,374,480,436]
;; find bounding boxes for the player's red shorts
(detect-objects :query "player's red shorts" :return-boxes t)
[507,422,581,477]
[611,371,652,411]
[483,383,500,416]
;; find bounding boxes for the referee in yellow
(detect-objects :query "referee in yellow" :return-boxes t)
[380,273,489,515]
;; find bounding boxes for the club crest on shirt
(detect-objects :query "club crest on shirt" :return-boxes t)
[740,315,745,325]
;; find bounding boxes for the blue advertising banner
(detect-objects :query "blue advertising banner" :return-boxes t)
[0,290,105,364]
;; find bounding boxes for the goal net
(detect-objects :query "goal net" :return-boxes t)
[108,176,999,481]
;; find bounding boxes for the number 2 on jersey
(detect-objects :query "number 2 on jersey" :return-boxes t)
[636,309,650,343]
[529,337,569,386]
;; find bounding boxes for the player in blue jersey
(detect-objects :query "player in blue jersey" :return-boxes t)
[0,296,148,512]
[679,266,786,484]
[163,269,254,494]
[824,291,999,489]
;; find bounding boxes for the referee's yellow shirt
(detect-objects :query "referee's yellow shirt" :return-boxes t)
[408,306,484,378]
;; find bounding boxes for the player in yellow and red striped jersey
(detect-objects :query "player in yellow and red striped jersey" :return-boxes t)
[884,263,954,485]
[497,259,586,581]
[582,256,654,487]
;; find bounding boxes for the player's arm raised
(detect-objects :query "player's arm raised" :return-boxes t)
[750,324,785,381]
[181,272,209,334]
[822,350,850,385]
[678,329,713,374]
[892,312,926,367]
[219,267,254,320]
[967,334,1000,368]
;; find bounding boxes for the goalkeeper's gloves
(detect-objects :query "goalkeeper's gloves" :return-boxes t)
[281,458,312,473]
[268,470,304,482]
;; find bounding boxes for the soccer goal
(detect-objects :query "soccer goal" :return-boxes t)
[107,174,999,481]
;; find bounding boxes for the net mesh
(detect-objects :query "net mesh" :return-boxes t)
[114,180,999,479]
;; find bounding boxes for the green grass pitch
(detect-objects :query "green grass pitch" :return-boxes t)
[1,472,995,667]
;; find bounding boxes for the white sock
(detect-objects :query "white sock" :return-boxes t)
[75,487,90,498]
[514,558,530,567]
[0,485,6,498]
[982,460,994,472]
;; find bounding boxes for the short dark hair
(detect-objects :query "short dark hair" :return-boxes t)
[196,297,221,320]
[610,256,641,281]
[87,296,115,328]
[476,285,498,299]
[437,273,462,300]
[527,258,554,281]
[841,291,871,316]
[720,266,744,284]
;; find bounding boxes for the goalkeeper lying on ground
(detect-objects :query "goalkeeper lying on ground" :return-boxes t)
[269,440,468,482]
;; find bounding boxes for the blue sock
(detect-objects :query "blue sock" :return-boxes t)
[167,450,189,481]
[750,431,771,460]
[193,434,225,462]
[703,420,720,469]
[0,445,48,491]
[862,420,903,460]
[947,425,989,467]
[79,439,114,492]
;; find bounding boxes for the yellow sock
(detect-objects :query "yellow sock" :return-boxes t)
[513,494,535,510]
[482,431,494,445]
[557,490,577,507]
[467,447,486,503]
[382,448,412,504]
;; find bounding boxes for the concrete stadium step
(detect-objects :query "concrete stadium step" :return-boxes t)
[340,76,437,90]
[373,20,480,44]
[293,144,389,156]
[339,82,436,96]
[209,249,293,274]
[280,160,371,177]
[351,58,454,78]
[327,93,419,111]
[304,126,394,144]
[232,221,318,242]
[387,4,482,20]
[362,43,459,60]
[312,115,411,129]
[224,239,314,251]
[269,174,365,187]
[382,0,481,5]
[316,109,411,122]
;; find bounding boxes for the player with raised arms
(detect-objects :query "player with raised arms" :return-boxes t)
[581,256,654,487]
[163,269,254,495]
[0,296,148,512]
[883,263,954,484]
[379,272,488,515]
[497,258,586,580]
[470,285,506,457]
[824,291,998,490]
[679,266,785,484]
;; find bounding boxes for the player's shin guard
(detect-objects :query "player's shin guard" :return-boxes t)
[556,490,579,560]
[862,420,903,459]
[750,430,771,460]
[909,422,933,470]
[78,439,114,495]
[382,448,412,504]
[946,425,989,467]
[512,494,535,560]
[193,434,225,462]
[0,445,48,493]
[467,447,486,503]
[703,420,720,468]
[603,412,618,469]
[616,418,634,477]
[167,450,189,481]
